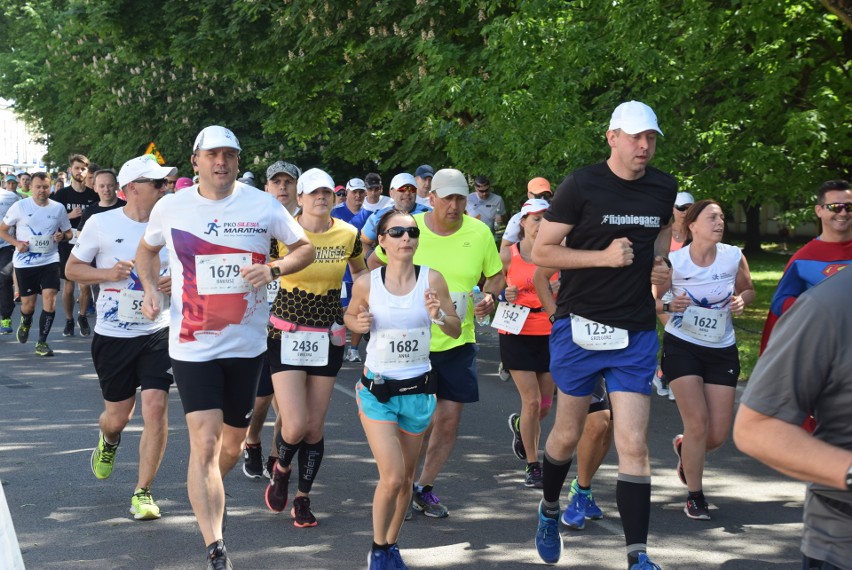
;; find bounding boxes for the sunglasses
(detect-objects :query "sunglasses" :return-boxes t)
[675,204,693,212]
[531,192,552,200]
[821,202,852,213]
[133,178,166,189]
[394,186,417,194]
[335,190,346,196]
[381,226,420,239]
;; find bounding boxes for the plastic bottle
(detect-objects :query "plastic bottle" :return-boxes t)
[471,286,491,326]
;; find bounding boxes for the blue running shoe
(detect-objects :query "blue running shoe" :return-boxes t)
[387,544,409,570]
[561,486,587,530]
[368,548,392,570]
[585,492,603,520]
[535,500,563,565]
[630,553,662,569]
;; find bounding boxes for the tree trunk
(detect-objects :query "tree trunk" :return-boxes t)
[743,203,763,255]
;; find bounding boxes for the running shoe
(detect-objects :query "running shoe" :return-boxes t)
[684,493,711,520]
[411,486,449,518]
[344,345,361,362]
[585,492,603,520]
[206,540,232,570]
[130,487,161,520]
[629,553,662,570]
[368,548,392,570]
[0,318,12,334]
[91,433,119,479]
[561,484,588,530]
[77,315,91,336]
[16,319,30,343]
[291,495,318,527]
[498,361,511,382]
[404,504,413,521]
[524,463,543,489]
[652,367,669,397]
[63,319,74,337]
[672,434,686,485]
[508,413,526,461]
[535,500,563,565]
[668,385,676,401]
[388,544,409,570]
[242,443,264,479]
[265,455,276,479]
[265,462,290,512]
[35,341,54,357]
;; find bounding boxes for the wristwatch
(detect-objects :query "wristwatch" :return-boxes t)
[268,263,282,280]
[549,314,556,324]
[431,308,447,326]
[663,302,671,313]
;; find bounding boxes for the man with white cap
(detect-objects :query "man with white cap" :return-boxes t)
[135,126,315,570]
[331,177,367,223]
[359,173,431,261]
[66,155,176,522]
[530,101,675,569]
[500,176,555,256]
[374,168,503,519]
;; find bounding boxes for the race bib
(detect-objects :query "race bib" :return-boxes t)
[195,253,252,295]
[28,235,52,254]
[117,289,169,323]
[374,328,430,370]
[68,228,79,245]
[680,306,729,343]
[266,279,280,303]
[449,292,469,323]
[491,302,530,335]
[281,330,329,366]
[570,314,629,351]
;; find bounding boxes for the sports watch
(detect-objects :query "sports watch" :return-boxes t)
[268,263,282,279]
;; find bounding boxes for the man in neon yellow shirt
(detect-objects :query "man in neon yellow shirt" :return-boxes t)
[372,168,503,517]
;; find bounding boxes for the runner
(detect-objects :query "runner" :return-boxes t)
[264,167,367,528]
[362,173,393,213]
[414,165,433,207]
[497,199,557,488]
[658,199,754,520]
[0,172,72,357]
[0,176,21,334]
[345,208,460,570]
[530,100,675,569]
[136,125,314,570]
[65,155,176,521]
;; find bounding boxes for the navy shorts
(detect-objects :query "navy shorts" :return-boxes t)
[430,343,479,403]
[171,354,264,428]
[549,318,657,397]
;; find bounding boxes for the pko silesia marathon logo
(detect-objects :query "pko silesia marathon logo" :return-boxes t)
[204,219,267,236]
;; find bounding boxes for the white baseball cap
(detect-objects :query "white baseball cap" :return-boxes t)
[609,101,663,136]
[520,198,550,217]
[390,173,417,191]
[345,178,367,192]
[193,125,241,152]
[430,168,469,198]
[117,155,178,188]
[297,168,335,195]
[674,192,695,207]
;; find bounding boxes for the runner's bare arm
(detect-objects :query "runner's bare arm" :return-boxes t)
[136,238,164,320]
[532,266,558,318]
[66,254,134,285]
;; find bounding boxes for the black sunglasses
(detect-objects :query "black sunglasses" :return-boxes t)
[531,192,552,200]
[134,178,166,189]
[821,202,852,213]
[381,226,420,239]
[675,204,693,212]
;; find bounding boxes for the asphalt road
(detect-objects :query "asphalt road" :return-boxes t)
[0,314,805,569]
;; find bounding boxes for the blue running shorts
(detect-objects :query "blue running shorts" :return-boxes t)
[356,381,436,435]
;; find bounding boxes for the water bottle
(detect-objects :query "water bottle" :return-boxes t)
[471,286,491,326]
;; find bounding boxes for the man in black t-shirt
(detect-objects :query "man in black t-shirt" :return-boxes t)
[52,154,98,336]
[530,101,676,569]
[79,169,126,231]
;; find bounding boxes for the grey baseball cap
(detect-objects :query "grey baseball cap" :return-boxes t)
[266,161,301,181]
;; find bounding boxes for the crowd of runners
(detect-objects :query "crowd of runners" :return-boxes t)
[1,100,850,570]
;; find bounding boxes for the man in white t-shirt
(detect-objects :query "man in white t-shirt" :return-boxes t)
[136,126,315,569]
[362,172,393,213]
[0,172,72,356]
[66,155,176,522]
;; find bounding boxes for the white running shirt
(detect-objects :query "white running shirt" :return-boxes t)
[2,198,71,268]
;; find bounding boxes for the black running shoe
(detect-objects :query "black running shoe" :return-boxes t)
[63,319,74,337]
[684,493,711,520]
[206,540,232,570]
[672,434,686,485]
[291,495,318,527]
[77,315,91,336]
[265,462,290,512]
[508,413,526,461]
[242,443,264,479]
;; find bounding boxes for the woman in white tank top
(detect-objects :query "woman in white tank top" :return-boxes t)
[657,200,754,522]
[344,209,459,570]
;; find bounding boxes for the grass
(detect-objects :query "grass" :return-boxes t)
[656,241,790,382]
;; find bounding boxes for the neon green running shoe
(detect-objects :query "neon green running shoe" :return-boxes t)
[0,318,12,334]
[91,433,119,480]
[16,319,30,343]
[130,488,161,520]
[35,341,54,357]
